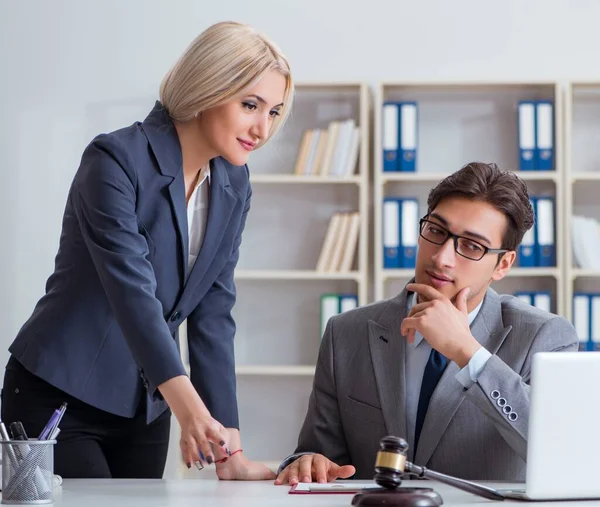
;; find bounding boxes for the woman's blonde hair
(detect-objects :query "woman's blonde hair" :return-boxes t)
[160,21,293,143]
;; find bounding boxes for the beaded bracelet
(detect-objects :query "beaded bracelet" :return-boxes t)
[214,449,243,464]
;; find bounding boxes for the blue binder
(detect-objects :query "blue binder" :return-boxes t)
[383,198,400,268]
[573,293,592,351]
[535,196,555,267]
[518,101,536,171]
[339,294,359,313]
[382,102,399,172]
[398,102,418,172]
[535,101,554,171]
[399,198,419,268]
[517,197,536,267]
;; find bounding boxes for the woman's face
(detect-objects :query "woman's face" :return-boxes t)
[198,70,287,167]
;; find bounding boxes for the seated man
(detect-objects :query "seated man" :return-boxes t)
[276,162,578,485]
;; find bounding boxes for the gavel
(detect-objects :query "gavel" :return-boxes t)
[352,436,505,506]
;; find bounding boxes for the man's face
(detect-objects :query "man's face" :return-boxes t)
[414,196,515,311]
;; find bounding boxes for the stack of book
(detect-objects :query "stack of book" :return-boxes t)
[293,119,360,177]
[316,212,360,272]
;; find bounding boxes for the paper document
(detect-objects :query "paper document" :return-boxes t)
[290,481,381,494]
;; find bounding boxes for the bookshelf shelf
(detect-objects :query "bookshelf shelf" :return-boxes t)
[571,173,600,182]
[571,269,600,279]
[190,82,371,469]
[380,267,560,281]
[564,82,600,322]
[235,365,316,376]
[250,174,362,184]
[374,81,564,315]
[381,171,557,184]
[235,269,362,281]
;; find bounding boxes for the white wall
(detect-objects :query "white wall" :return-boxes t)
[1,0,600,428]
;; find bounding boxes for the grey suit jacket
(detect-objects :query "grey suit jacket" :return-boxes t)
[294,286,579,481]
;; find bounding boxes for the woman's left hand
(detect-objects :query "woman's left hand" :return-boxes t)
[214,429,276,481]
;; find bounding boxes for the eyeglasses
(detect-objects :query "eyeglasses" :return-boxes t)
[419,218,509,261]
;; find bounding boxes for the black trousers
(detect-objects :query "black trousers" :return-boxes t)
[1,356,171,478]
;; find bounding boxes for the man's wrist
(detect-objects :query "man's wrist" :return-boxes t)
[453,335,481,369]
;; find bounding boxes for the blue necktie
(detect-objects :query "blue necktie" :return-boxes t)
[414,348,448,455]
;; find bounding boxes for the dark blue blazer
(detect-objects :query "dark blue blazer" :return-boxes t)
[9,101,251,425]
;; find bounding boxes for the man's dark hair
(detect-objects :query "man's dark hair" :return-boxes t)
[426,162,535,251]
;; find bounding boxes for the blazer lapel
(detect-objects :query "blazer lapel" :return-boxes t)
[167,172,189,280]
[414,288,512,466]
[141,101,189,282]
[367,290,409,441]
[178,157,239,302]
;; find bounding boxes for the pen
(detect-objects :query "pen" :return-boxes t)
[8,421,28,462]
[39,402,67,440]
[0,421,20,467]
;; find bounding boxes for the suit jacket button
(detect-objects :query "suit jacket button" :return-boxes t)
[497,397,507,407]
[170,311,181,322]
[508,412,518,421]
[491,390,500,399]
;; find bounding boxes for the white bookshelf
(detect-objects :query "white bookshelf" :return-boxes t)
[167,83,370,476]
[230,82,370,466]
[373,81,565,315]
[564,82,600,322]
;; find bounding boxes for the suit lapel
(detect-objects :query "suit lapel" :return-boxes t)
[414,288,512,466]
[141,101,189,283]
[167,172,189,280]
[367,291,409,440]
[178,157,238,302]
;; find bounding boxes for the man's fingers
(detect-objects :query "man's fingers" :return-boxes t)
[407,301,434,318]
[455,287,470,313]
[286,460,300,485]
[328,464,356,481]
[401,314,426,336]
[274,467,289,485]
[407,283,444,301]
[298,456,313,483]
[313,455,330,483]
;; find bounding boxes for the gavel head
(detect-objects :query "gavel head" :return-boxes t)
[373,436,409,490]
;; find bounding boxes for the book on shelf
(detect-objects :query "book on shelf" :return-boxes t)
[293,119,360,177]
[517,100,554,171]
[381,101,418,173]
[516,195,555,268]
[320,293,358,338]
[316,212,360,273]
[572,215,600,270]
[572,293,600,351]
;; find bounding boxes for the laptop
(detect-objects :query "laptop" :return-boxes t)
[495,351,600,501]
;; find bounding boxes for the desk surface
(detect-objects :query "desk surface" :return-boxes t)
[50,479,587,506]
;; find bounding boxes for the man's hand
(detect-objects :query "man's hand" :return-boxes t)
[401,283,481,368]
[214,428,276,481]
[274,454,355,485]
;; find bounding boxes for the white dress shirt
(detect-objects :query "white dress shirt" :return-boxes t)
[186,163,210,277]
[405,292,490,453]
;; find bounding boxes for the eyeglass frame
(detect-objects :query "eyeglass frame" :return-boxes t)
[418,217,510,261]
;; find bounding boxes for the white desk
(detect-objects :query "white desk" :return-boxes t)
[48,479,587,506]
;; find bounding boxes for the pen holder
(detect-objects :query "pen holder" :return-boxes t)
[1,440,56,505]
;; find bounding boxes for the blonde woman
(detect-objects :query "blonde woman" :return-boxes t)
[2,21,293,480]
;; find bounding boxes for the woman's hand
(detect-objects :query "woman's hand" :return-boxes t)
[159,375,229,467]
[214,429,276,481]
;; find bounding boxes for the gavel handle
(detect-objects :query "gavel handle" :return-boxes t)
[404,461,506,501]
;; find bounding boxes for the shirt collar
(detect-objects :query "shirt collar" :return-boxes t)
[408,292,483,348]
[197,162,211,187]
